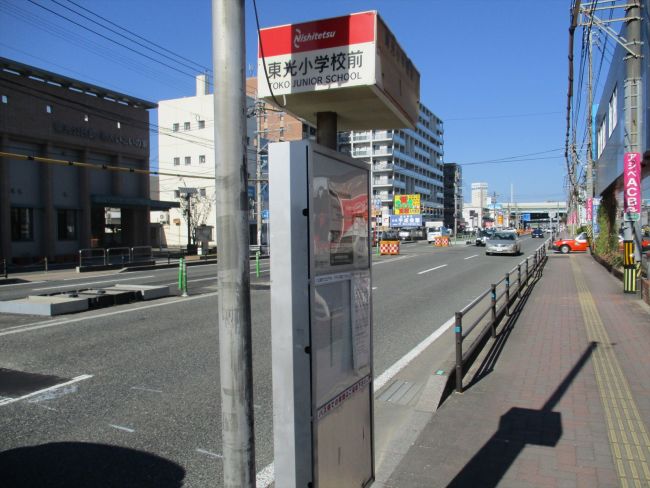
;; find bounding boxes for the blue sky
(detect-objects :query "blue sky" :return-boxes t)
[0,0,588,203]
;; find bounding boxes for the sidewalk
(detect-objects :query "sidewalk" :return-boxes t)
[382,252,650,488]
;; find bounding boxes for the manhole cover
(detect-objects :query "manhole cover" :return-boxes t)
[0,368,67,397]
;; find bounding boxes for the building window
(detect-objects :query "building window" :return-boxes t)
[116,121,121,129]
[1,95,7,104]
[57,209,77,240]
[11,207,34,241]
[198,120,205,129]
[173,157,180,166]
[199,155,206,164]
[184,122,191,130]
[199,188,206,197]
[84,114,89,122]
[185,156,191,165]
[46,105,52,114]
[172,123,179,132]
[608,88,617,136]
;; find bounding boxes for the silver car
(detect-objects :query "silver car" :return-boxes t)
[485,231,521,256]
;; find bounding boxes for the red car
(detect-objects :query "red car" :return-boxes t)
[553,232,589,254]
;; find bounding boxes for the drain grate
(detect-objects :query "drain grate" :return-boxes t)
[0,368,67,397]
[377,380,421,405]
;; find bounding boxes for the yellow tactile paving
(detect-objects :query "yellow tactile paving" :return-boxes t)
[571,258,650,487]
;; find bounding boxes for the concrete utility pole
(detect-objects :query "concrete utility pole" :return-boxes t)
[623,0,642,263]
[212,1,256,486]
[256,101,263,247]
[585,26,594,205]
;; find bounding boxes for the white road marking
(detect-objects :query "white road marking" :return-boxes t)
[257,316,457,487]
[33,275,155,291]
[109,424,135,433]
[196,448,223,459]
[0,374,93,407]
[417,264,448,275]
[0,281,46,287]
[464,254,479,260]
[131,386,163,393]
[372,255,414,266]
[0,292,219,337]
[372,287,378,290]
[374,316,455,392]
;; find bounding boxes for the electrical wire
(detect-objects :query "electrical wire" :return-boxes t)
[61,0,210,74]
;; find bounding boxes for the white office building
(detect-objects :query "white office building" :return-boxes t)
[471,182,488,208]
[155,75,257,249]
[338,103,444,228]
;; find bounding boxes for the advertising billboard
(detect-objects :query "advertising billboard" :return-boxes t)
[258,11,420,130]
[393,194,420,215]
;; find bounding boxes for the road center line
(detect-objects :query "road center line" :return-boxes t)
[33,275,155,291]
[464,254,479,260]
[0,374,93,407]
[417,264,447,275]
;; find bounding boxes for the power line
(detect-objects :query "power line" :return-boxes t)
[26,0,202,82]
[61,0,210,74]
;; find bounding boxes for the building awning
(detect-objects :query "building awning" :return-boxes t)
[91,195,180,210]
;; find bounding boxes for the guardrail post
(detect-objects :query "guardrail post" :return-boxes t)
[182,258,188,297]
[78,250,82,268]
[490,284,497,338]
[178,257,184,291]
[44,257,48,273]
[455,311,464,393]
[525,258,530,287]
[517,264,522,299]
[505,272,510,316]
[255,250,260,277]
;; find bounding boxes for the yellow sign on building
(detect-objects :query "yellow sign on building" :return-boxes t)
[393,194,421,215]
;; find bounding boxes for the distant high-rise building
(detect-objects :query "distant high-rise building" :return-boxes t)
[471,182,488,208]
[443,163,463,230]
[338,103,444,227]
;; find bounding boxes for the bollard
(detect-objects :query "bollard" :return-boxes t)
[44,257,48,273]
[490,284,497,338]
[178,257,184,290]
[525,259,530,287]
[255,250,260,277]
[376,241,380,256]
[455,312,463,393]
[181,259,188,297]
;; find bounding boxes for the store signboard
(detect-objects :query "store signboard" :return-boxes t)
[623,152,641,221]
[390,214,422,227]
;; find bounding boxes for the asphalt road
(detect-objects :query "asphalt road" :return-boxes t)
[0,236,547,486]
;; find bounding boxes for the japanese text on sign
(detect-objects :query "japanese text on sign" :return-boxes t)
[393,194,420,215]
[623,152,641,219]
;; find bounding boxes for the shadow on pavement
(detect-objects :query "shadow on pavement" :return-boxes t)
[446,342,596,488]
[0,441,185,488]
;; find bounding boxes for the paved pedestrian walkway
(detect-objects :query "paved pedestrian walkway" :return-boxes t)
[384,252,650,488]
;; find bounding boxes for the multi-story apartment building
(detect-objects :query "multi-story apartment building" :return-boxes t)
[443,163,463,231]
[338,103,444,228]
[156,76,313,249]
[471,182,488,208]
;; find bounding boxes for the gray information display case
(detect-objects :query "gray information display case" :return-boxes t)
[270,141,374,488]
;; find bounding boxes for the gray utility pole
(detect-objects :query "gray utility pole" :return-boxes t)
[186,193,192,251]
[256,101,263,247]
[212,1,256,487]
[624,0,642,262]
[585,25,594,205]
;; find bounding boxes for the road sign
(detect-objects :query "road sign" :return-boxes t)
[393,194,420,215]
[390,214,422,227]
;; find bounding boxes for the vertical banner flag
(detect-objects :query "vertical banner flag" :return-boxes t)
[586,198,593,223]
[623,152,641,221]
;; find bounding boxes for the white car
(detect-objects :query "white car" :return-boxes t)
[485,231,522,256]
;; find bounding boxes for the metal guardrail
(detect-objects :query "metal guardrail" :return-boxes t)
[454,241,548,393]
[78,246,154,268]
